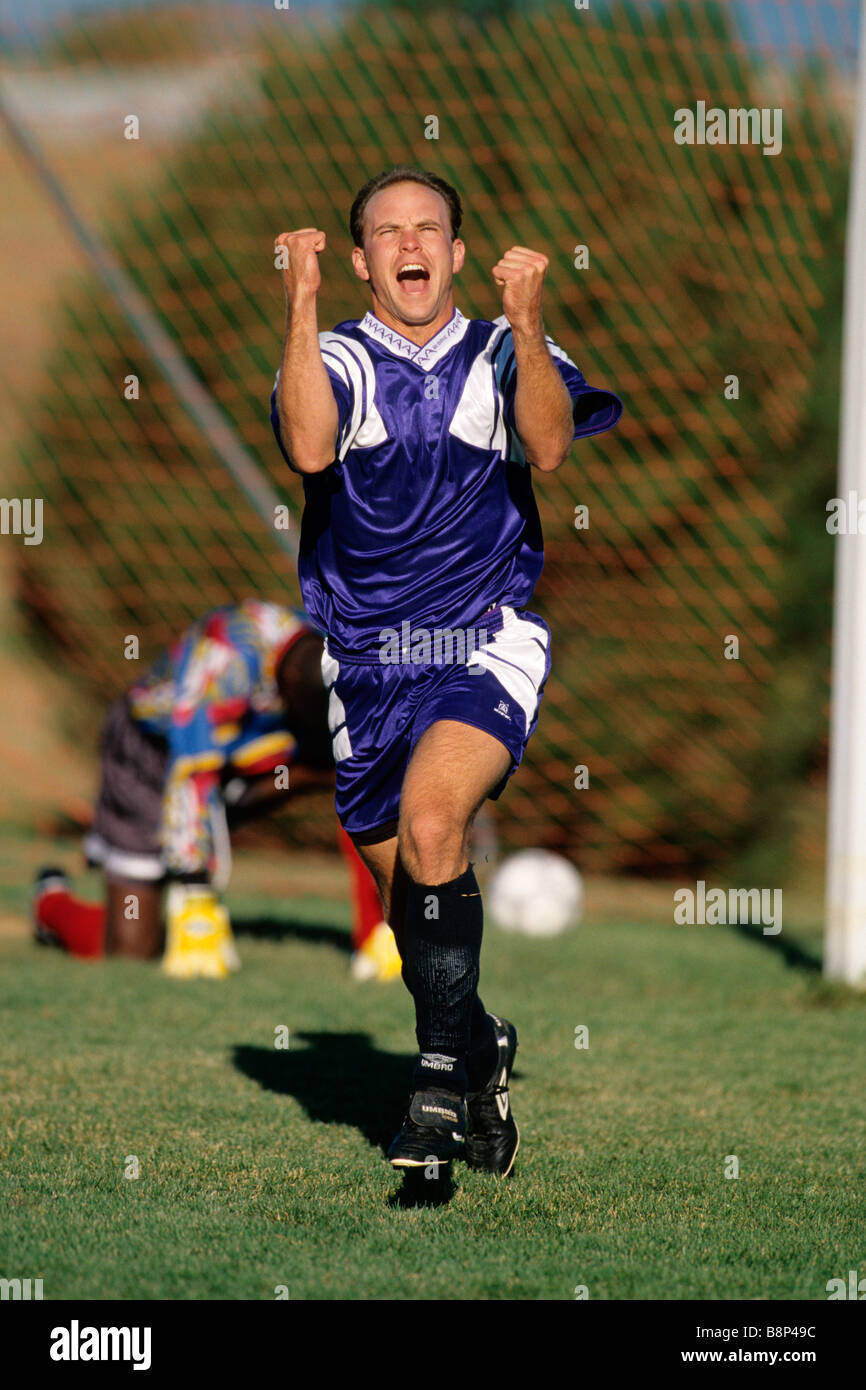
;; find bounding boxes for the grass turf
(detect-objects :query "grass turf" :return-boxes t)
[1,874,864,1301]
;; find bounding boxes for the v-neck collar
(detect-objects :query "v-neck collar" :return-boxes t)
[358,309,469,372]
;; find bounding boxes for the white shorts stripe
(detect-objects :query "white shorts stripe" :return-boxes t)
[321,645,353,761]
[468,607,549,732]
[83,831,165,882]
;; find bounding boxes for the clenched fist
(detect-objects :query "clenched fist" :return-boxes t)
[275,228,326,302]
[492,246,549,334]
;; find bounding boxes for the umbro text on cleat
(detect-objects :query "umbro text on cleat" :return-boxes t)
[465,1014,519,1176]
[387,1089,467,1169]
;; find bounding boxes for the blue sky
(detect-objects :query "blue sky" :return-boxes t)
[1,0,861,68]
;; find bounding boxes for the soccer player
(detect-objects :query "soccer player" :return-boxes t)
[271,166,622,1174]
[32,599,399,981]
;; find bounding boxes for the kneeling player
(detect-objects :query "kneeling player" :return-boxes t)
[32,599,400,981]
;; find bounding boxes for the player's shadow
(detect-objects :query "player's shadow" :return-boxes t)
[232,1031,412,1154]
[232,915,352,955]
[727,920,822,974]
[387,1164,455,1209]
[232,1033,457,1208]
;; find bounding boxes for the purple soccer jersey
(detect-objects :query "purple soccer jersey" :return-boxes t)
[271,310,622,660]
[270,308,622,836]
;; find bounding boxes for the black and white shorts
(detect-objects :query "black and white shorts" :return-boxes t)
[83,696,168,882]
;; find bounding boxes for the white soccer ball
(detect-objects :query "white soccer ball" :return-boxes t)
[488,849,584,938]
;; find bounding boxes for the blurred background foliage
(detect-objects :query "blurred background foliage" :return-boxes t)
[8,0,853,874]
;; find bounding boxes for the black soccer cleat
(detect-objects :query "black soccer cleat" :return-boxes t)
[387,1089,467,1169]
[464,1013,520,1176]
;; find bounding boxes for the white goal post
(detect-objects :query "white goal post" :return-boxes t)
[825,0,866,986]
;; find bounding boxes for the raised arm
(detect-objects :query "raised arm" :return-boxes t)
[274,229,340,474]
[492,246,574,473]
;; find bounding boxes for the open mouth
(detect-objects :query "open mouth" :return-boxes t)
[396,263,430,287]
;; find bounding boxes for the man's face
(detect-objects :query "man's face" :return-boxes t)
[351,181,465,337]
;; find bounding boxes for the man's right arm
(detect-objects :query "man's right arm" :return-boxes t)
[273,229,339,475]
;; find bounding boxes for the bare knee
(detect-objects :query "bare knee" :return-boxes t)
[399,804,467,884]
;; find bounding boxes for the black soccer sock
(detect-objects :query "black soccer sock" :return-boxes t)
[402,865,485,1090]
[466,1005,499,1091]
[413,1051,468,1095]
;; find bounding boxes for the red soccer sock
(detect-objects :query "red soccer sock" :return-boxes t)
[36,890,106,959]
[337,823,385,950]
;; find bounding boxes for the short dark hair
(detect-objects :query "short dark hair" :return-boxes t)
[349,165,462,247]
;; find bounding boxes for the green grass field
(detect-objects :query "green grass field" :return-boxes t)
[0,848,863,1302]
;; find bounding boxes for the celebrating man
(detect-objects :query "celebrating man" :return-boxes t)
[271,166,621,1174]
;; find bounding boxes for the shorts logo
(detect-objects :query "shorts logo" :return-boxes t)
[494,700,510,718]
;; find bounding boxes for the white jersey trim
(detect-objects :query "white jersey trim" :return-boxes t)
[449,318,526,463]
[357,309,469,372]
[319,332,389,460]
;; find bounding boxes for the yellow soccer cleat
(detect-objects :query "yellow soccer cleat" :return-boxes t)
[349,920,402,983]
[162,884,240,980]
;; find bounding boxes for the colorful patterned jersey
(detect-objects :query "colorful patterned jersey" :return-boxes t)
[271,310,622,660]
[128,600,312,876]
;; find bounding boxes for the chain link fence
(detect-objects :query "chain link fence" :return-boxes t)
[4,0,859,871]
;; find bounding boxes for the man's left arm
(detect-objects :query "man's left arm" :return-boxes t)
[494,246,622,471]
[494,246,574,473]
